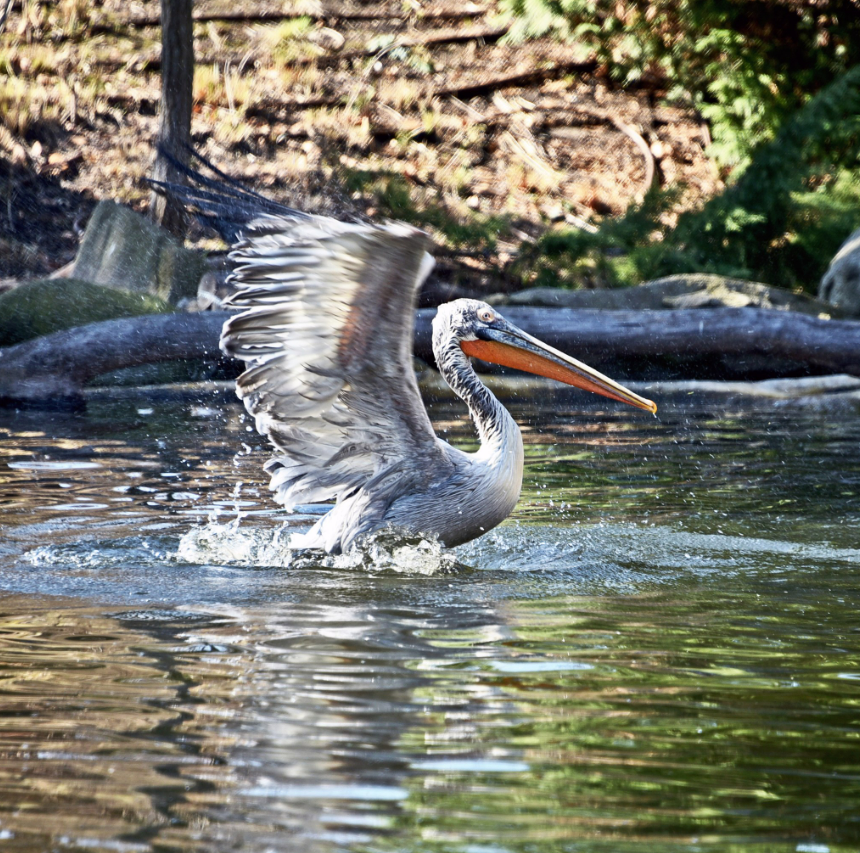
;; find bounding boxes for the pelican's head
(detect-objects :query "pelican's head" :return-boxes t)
[433,299,656,414]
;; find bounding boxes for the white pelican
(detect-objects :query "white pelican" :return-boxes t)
[151,153,656,553]
[218,215,656,553]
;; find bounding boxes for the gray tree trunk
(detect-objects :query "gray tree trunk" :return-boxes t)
[149,0,194,238]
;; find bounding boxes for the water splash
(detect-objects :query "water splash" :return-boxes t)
[327,528,461,575]
[175,518,295,567]
[175,519,461,575]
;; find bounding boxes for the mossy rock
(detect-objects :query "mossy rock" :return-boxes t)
[73,200,205,304]
[0,278,172,348]
[506,274,842,317]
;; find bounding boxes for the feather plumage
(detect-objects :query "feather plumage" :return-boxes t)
[220,214,454,529]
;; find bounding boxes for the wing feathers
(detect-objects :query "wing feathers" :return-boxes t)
[220,213,450,512]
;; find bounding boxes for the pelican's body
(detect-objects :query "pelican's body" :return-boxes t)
[291,306,527,552]
[217,213,656,554]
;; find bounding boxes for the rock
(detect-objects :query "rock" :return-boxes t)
[0,278,171,348]
[507,273,839,317]
[819,227,860,316]
[73,201,205,305]
[309,27,345,51]
[663,287,754,309]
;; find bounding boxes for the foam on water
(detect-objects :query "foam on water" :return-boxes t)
[175,513,860,582]
[16,511,859,598]
[455,519,860,578]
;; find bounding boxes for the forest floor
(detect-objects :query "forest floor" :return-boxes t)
[0,0,722,297]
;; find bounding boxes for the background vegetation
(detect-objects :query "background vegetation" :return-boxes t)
[1,0,858,294]
[503,0,860,291]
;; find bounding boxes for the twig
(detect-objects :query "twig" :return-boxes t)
[549,106,655,198]
[608,117,655,198]
[434,60,597,99]
[499,130,563,191]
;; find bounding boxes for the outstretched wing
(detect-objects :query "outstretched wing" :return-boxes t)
[220,214,452,510]
[147,145,306,242]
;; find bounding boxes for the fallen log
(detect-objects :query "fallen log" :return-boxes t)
[0,312,231,404]
[415,307,860,378]
[1,307,860,404]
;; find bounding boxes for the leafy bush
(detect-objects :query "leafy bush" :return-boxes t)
[514,66,860,292]
[500,0,860,169]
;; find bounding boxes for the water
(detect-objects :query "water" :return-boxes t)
[0,384,859,853]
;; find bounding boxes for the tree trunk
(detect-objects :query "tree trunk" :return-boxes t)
[149,0,194,239]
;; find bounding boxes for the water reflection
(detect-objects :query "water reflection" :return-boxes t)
[0,388,859,851]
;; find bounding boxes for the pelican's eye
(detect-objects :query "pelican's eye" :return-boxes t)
[477,307,496,324]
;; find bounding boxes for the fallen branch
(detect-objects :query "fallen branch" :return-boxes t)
[3,308,860,405]
[244,55,598,122]
[94,25,509,75]
[93,3,489,31]
[434,60,597,99]
[414,307,860,376]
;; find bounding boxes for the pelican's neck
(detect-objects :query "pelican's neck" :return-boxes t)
[434,338,522,462]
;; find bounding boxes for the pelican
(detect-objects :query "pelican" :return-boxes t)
[217,220,655,554]
[153,154,656,553]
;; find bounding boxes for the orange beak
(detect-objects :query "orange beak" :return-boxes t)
[461,325,656,414]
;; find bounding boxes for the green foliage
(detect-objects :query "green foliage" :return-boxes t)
[514,67,860,292]
[500,0,860,169]
[341,169,510,251]
[511,186,683,288]
[668,64,860,285]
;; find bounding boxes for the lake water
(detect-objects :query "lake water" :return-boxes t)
[0,382,858,853]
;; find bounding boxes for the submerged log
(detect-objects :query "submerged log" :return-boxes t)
[1,307,860,404]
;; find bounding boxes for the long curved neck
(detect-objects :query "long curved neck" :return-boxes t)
[434,338,521,459]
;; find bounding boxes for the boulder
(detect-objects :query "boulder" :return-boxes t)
[819,228,860,316]
[507,273,838,317]
[0,277,171,348]
[73,200,205,304]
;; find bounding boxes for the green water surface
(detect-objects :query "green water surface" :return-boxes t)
[0,387,857,853]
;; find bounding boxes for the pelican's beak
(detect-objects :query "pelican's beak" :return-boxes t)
[461,320,657,414]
